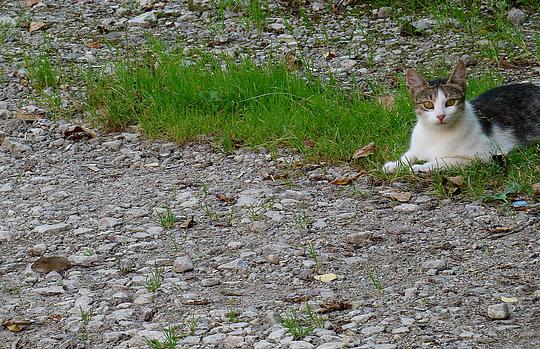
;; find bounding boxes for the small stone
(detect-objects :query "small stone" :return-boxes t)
[0,183,13,192]
[34,285,65,296]
[102,140,122,150]
[266,254,279,265]
[373,345,397,349]
[361,325,385,336]
[507,8,526,25]
[0,231,14,241]
[316,344,343,349]
[254,340,274,349]
[392,326,409,334]
[109,308,134,322]
[340,58,357,70]
[487,303,510,320]
[345,231,373,245]
[377,7,391,18]
[421,259,447,271]
[311,2,324,11]
[414,18,435,31]
[218,258,248,270]
[289,341,315,349]
[173,256,194,273]
[98,217,122,230]
[312,218,327,229]
[68,254,99,266]
[224,335,244,348]
[201,278,221,287]
[393,203,420,212]
[127,11,157,27]
[134,293,154,305]
[267,22,285,33]
[1,138,31,156]
[277,34,297,44]
[0,16,17,27]
[202,333,226,345]
[33,223,69,234]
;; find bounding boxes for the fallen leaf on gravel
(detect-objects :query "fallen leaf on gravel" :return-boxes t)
[2,318,32,332]
[533,183,540,194]
[352,142,375,160]
[323,50,336,60]
[16,110,45,121]
[179,216,194,229]
[319,300,351,313]
[216,194,236,204]
[314,273,337,283]
[262,172,289,181]
[31,256,72,273]
[85,41,102,49]
[25,0,41,7]
[284,52,302,70]
[63,126,95,141]
[446,176,464,186]
[29,21,47,33]
[330,175,358,185]
[382,190,412,203]
[500,296,518,303]
[487,226,511,234]
[377,95,395,110]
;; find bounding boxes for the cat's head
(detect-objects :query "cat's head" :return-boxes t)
[406,61,467,128]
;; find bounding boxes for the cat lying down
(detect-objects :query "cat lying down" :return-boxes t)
[383,60,540,173]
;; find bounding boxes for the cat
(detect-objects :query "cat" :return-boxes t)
[383,60,540,173]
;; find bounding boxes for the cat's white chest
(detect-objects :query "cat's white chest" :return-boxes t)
[409,121,491,161]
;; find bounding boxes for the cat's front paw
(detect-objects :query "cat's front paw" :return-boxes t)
[383,161,402,174]
[412,163,435,173]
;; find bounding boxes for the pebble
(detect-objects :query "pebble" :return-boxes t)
[2,138,31,156]
[33,223,69,234]
[361,325,385,336]
[507,8,527,25]
[487,303,510,320]
[393,203,420,212]
[202,333,226,345]
[218,258,248,270]
[345,231,373,245]
[290,341,315,349]
[127,11,157,27]
[421,259,447,271]
[34,286,65,296]
[173,256,194,273]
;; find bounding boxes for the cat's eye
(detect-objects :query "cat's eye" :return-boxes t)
[422,101,434,109]
[445,99,456,107]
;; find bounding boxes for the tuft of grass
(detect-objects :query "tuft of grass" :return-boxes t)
[145,266,164,293]
[79,306,94,341]
[144,326,180,349]
[186,316,199,336]
[77,44,536,200]
[226,308,240,323]
[158,207,176,229]
[278,303,325,340]
[24,53,61,91]
[365,266,383,292]
[294,210,310,231]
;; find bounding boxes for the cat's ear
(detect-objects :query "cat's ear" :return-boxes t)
[448,60,467,87]
[406,69,428,95]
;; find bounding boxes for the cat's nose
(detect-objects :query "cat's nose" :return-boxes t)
[436,115,446,122]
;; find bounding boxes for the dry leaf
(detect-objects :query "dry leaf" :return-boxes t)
[83,164,100,172]
[63,126,95,141]
[500,296,518,303]
[319,300,351,313]
[29,21,47,33]
[446,176,464,186]
[216,194,236,204]
[85,41,102,49]
[352,142,375,160]
[331,177,354,185]
[303,139,316,148]
[179,216,194,229]
[24,0,41,6]
[144,162,160,167]
[323,50,336,60]
[377,95,395,110]
[382,190,412,203]
[314,273,337,283]
[284,52,302,70]
[533,182,540,194]
[16,110,45,121]
[31,256,72,273]
[2,318,32,332]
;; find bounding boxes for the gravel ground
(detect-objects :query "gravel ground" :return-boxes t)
[1,1,540,349]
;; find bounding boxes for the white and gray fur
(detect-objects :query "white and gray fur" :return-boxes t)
[383,60,540,173]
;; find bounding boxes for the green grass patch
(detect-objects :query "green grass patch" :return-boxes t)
[22,43,537,201]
